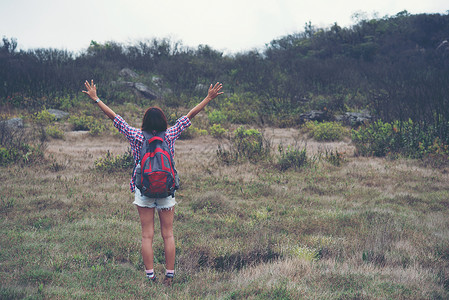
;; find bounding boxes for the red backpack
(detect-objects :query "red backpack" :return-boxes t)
[134,131,179,198]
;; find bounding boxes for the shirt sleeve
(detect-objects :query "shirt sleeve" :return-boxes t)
[165,116,192,142]
[113,114,142,144]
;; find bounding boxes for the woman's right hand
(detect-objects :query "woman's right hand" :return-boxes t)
[82,80,100,102]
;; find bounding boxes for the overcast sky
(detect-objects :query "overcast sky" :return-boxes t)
[1,0,448,54]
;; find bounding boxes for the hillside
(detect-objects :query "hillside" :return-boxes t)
[1,12,448,125]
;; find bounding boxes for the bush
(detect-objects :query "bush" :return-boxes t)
[232,127,270,161]
[304,121,347,141]
[34,109,55,125]
[215,93,260,125]
[208,110,227,125]
[209,124,227,138]
[277,144,308,171]
[94,149,134,172]
[352,119,449,159]
[45,125,64,139]
[69,115,105,136]
[351,120,394,157]
[217,127,271,164]
[0,147,18,165]
[0,118,46,165]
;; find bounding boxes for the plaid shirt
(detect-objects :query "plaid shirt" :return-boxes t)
[113,114,191,192]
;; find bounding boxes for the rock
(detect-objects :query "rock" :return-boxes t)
[152,76,163,86]
[0,117,23,129]
[336,111,372,126]
[299,110,328,122]
[118,68,139,78]
[195,83,209,92]
[112,81,160,100]
[134,82,160,99]
[47,109,69,120]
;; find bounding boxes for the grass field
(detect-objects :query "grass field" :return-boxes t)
[1,112,449,299]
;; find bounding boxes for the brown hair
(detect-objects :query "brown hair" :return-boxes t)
[141,107,168,133]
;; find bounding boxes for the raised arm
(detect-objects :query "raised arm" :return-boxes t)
[187,82,223,120]
[82,80,117,120]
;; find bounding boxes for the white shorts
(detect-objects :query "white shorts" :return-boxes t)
[133,189,177,210]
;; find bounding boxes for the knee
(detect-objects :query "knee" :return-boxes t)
[142,231,154,241]
[161,229,174,241]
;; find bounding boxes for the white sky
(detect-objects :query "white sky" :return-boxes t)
[1,0,447,54]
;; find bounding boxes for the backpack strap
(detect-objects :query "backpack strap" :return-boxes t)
[142,131,166,143]
[140,131,167,159]
[147,136,163,144]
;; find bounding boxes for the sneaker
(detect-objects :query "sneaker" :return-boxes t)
[162,274,174,287]
[147,275,157,283]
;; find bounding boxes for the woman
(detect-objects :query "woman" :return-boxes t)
[82,80,223,286]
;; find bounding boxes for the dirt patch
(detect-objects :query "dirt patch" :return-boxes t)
[46,131,128,168]
[45,127,356,175]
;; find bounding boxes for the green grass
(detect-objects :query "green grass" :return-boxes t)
[1,115,448,299]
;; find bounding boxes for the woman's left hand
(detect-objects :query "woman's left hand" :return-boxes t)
[207,82,224,100]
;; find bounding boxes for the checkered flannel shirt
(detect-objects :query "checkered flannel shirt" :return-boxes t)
[113,114,191,192]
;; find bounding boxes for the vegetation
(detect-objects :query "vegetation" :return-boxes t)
[94,149,134,172]
[1,12,448,127]
[304,121,348,142]
[277,144,309,171]
[1,119,448,298]
[352,119,449,160]
[0,117,46,166]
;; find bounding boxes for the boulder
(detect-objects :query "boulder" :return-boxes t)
[299,110,328,122]
[0,118,23,129]
[118,68,139,79]
[134,82,160,99]
[47,109,69,120]
[112,81,160,100]
[336,111,372,126]
[152,76,163,86]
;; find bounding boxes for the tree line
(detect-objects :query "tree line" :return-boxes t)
[1,11,449,127]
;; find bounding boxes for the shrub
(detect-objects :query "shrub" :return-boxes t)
[304,121,347,141]
[0,147,18,165]
[351,120,394,157]
[69,115,105,136]
[45,125,64,139]
[34,109,55,125]
[94,149,134,172]
[214,93,260,125]
[290,245,320,262]
[352,119,449,159]
[0,118,46,165]
[208,110,227,125]
[217,127,271,164]
[209,124,227,138]
[277,144,308,171]
[232,126,270,161]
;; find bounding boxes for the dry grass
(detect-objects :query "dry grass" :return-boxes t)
[1,121,448,299]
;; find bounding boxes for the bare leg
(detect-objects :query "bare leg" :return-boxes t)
[158,208,175,270]
[137,206,155,271]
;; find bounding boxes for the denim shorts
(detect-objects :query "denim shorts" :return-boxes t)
[133,189,177,210]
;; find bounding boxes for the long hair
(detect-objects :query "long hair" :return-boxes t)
[141,107,168,133]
